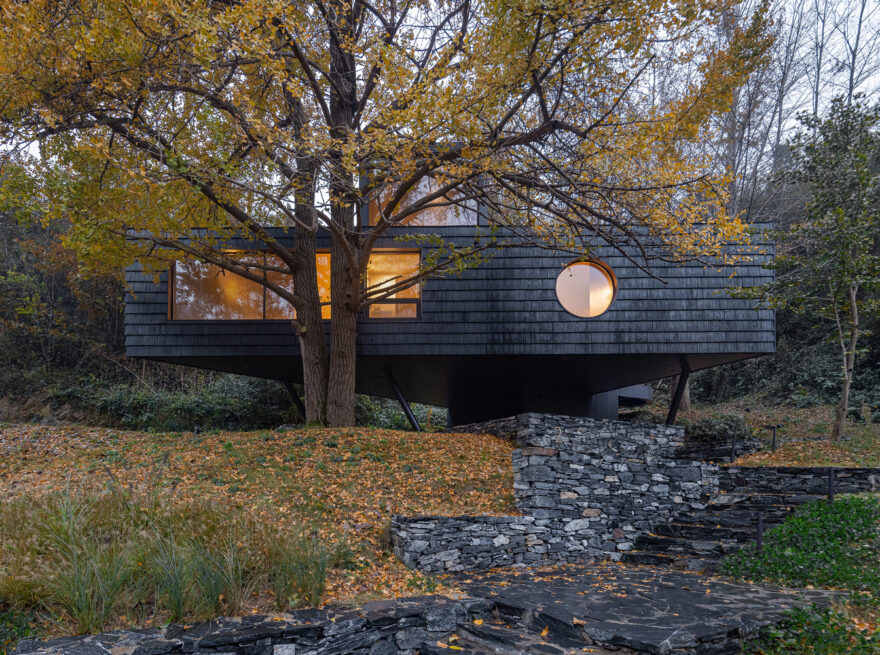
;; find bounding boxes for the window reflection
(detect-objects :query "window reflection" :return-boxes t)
[367,177,477,226]
[367,251,420,318]
[173,257,264,320]
[172,250,419,320]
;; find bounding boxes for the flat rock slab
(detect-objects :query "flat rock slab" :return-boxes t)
[450,563,843,654]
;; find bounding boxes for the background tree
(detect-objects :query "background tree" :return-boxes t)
[0,0,771,426]
[764,98,880,439]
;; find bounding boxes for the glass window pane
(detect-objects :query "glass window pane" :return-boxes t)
[367,252,420,302]
[369,302,418,318]
[265,254,332,320]
[265,256,295,320]
[368,177,477,226]
[173,257,264,320]
[555,261,615,318]
[316,252,332,319]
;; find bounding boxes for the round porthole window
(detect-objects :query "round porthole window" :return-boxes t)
[555,259,617,318]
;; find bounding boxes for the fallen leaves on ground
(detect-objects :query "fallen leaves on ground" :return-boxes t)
[0,423,516,609]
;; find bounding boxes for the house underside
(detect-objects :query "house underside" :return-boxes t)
[140,352,757,424]
[124,226,775,425]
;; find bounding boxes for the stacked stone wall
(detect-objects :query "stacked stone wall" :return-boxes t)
[392,414,717,572]
[393,414,880,573]
[720,466,880,494]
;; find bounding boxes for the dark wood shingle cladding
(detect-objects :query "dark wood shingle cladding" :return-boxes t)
[124,226,774,423]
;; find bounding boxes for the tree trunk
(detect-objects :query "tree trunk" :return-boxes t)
[326,233,358,427]
[293,228,329,424]
[832,283,860,440]
[833,369,852,441]
[323,2,359,428]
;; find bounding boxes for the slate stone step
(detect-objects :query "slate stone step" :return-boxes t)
[707,493,825,506]
[619,551,719,572]
[418,640,489,655]
[618,552,676,566]
[632,534,745,558]
[652,523,758,541]
[671,508,792,526]
[454,620,625,655]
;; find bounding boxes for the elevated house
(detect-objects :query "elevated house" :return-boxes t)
[124,194,774,427]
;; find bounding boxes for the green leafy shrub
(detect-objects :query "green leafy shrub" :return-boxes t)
[51,376,300,432]
[681,412,752,443]
[0,604,38,655]
[723,494,880,654]
[721,494,880,593]
[744,606,880,654]
[354,395,446,431]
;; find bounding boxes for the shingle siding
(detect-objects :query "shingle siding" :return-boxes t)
[124,228,774,361]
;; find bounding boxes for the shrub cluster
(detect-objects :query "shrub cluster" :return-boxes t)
[0,485,352,635]
[679,412,753,443]
[722,494,880,652]
[50,375,299,432]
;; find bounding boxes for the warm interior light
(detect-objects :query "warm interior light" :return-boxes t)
[265,254,332,320]
[173,258,264,320]
[173,251,419,320]
[367,251,420,318]
[555,260,616,318]
[367,177,477,226]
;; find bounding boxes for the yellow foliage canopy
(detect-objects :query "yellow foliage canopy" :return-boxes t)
[0,0,771,275]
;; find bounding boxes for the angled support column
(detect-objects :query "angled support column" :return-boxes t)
[282,380,308,420]
[385,364,421,432]
[665,364,691,425]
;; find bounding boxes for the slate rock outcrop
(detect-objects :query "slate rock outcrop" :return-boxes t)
[15,596,492,655]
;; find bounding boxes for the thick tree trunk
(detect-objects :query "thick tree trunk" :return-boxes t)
[324,1,359,427]
[326,233,358,427]
[293,228,328,424]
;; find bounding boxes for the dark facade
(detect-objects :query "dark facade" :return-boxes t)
[124,226,774,424]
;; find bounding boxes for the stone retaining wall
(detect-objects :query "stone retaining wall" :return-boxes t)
[392,414,717,572]
[721,466,880,494]
[16,596,493,655]
[393,414,880,573]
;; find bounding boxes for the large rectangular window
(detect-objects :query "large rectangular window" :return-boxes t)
[367,251,421,318]
[172,256,267,320]
[172,254,330,321]
[171,251,417,320]
[367,177,478,226]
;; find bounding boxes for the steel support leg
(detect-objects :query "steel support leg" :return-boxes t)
[385,364,421,432]
[665,364,691,425]
[282,380,308,421]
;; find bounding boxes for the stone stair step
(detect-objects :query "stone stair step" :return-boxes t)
[618,551,676,566]
[671,509,791,526]
[632,534,743,557]
[652,523,755,541]
[418,640,489,655]
[454,620,607,655]
[619,551,720,573]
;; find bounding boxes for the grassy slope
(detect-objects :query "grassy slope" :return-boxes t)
[0,424,515,619]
